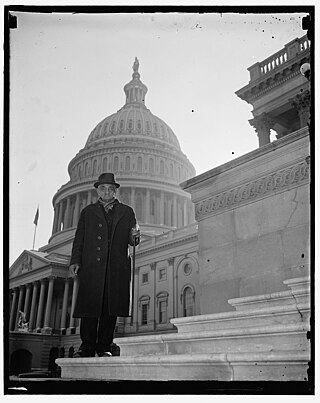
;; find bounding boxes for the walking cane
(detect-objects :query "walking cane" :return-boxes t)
[130,225,139,326]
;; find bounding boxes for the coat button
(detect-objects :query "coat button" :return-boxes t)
[97,257,101,262]
[97,236,101,240]
[99,224,102,227]
[97,247,101,251]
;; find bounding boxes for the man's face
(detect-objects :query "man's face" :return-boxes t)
[97,184,116,202]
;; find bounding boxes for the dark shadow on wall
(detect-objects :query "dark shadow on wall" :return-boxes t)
[10,349,32,375]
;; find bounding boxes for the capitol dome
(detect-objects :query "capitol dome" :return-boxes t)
[49,58,196,244]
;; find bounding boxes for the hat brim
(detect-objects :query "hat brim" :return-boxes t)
[94,181,120,188]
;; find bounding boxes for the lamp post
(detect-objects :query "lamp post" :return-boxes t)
[300,63,310,82]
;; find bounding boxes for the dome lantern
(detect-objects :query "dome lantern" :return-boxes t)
[123,57,148,107]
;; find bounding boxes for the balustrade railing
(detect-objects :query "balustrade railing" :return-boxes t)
[248,35,310,82]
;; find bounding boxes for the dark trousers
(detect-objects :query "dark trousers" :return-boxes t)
[79,252,117,354]
[79,312,117,354]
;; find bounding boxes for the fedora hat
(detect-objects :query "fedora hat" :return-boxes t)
[94,172,120,188]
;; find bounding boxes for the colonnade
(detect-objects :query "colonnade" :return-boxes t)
[52,187,193,235]
[9,277,79,334]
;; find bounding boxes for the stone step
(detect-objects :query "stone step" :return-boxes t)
[114,322,310,357]
[228,276,310,311]
[56,350,309,381]
[171,302,310,333]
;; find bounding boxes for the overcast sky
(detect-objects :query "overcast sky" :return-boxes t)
[8,9,308,265]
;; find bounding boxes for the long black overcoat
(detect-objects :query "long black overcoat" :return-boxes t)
[70,200,137,318]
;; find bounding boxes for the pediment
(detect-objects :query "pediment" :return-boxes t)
[9,250,50,279]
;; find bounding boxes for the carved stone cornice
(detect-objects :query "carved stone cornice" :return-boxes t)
[290,90,311,112]
[195,158,310,221]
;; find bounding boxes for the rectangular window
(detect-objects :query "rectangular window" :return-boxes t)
[159,268,167,281]
[142,273,149,284]
[159,301,167,323]
[141,303,148,325]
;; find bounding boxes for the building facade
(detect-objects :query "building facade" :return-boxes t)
[8,35,310,376]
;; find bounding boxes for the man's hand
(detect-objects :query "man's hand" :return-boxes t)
[131,225,141,246]
[69,263,80,277]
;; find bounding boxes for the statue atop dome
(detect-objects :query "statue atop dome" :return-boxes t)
[133,57,139,73]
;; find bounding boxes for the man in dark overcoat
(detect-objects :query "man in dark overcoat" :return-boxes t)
[69,172,140,357]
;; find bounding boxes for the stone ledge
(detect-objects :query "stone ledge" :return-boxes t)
[56,350,310,381]
[113,322,309,357]
[170,302,310,333]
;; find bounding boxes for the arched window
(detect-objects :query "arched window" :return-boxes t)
[149,158,154,174]
[139,295,150,326]
[160,160,164,175]
[170,163,173,177]
[156,292,169,324]
[113,156,119,172]
[125,156,130,171]
[111,120,116,133]
[93,160,98,175]
[150,199,155,217]
[137,156,142,172]
[85,162,89,176]
[182,286,194,317]
[103,157,108,171]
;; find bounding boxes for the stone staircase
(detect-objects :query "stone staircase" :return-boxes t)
[56,276,310,381]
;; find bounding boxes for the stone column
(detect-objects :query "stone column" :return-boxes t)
[9,288,19,331]
[160,191,164,225]
[23,283,32,321]
[168,198,172,226]
[52,205,58,235]
[57,201,63,232]
[65,197,71,229]
[183,198,188,226]
[167,257,175,319]
[130,188,136,210]
[69,277,79,330]
[15,286,25,330]
[28,281,39,332]
[249,113,275,147]
[87,190,92,206]
[173,195,178,227]
[36,279,47,331]
[60,278,71,333]
[132,267,140,331]
[72,194,80,227]
[43,276,55,332]
[290,90,311,129]
[145,189,150,223]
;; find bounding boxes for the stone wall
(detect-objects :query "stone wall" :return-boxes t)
[182,128,310,314]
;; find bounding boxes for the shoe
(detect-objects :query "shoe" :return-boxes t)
[111,343,120,356]
[97,351,112,357]
[73,350,95,358]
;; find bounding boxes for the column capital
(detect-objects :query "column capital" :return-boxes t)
[290,89,310,112]
[249,112,275,132]
[167,257,174,266]
[150,262,156,271]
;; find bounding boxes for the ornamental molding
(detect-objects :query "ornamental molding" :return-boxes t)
[70,145,193,169]
[195,158,310,221]
[136,234,198,258]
